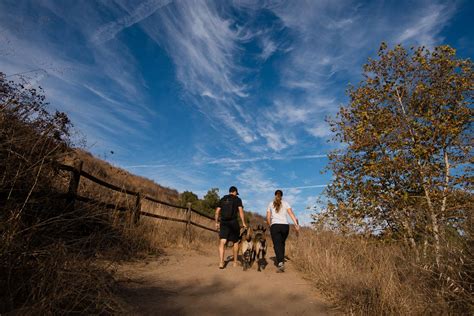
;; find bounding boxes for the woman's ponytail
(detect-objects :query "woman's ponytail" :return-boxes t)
[273,190,283,213]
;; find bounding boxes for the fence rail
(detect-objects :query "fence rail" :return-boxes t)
[58,160,217,237]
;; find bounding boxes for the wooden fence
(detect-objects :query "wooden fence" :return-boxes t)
[59,160,217,237]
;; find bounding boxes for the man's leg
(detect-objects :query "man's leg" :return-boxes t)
[219,239,227,267]
[233,241,240,266]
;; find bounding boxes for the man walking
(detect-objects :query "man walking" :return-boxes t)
[215,186,247,269]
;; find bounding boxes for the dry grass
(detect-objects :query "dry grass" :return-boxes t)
[133,192,216,249]
[286,229,473,315]
[1,199,142,314]
[138,218,216,250]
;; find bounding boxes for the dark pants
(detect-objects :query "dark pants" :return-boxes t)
[270,224,289,265]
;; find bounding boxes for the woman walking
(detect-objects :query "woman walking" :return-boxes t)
[266,189,300,273]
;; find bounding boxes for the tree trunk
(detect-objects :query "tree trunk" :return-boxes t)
[395,88,440,265]
[423,187,441,267]
[402,215,419,262]
[439,149,450,240]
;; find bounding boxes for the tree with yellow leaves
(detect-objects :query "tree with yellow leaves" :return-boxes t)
[318,44,473,267]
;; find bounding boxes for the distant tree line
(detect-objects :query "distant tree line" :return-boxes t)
[180,188,253,225]
[180,188,220,217]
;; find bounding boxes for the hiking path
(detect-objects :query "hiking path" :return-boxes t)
[116,247,336,315]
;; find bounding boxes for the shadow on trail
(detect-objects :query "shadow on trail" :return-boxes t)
[119,275,307,315]
[120,285,184,315]
[119,279,239,315]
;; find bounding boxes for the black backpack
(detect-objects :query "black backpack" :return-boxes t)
[220,195,236,221]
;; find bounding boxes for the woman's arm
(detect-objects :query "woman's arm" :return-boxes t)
[287,208,300,231]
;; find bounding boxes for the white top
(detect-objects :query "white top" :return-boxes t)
[267,200,292,225]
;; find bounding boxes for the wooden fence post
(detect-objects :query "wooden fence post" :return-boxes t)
[133,192,141,224]
[184,202,192,240]
[67,160,83,210]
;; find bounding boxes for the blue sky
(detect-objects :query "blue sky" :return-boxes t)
[1,0,473,224]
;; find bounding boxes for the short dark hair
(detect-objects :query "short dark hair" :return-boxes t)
[229,186,239,195]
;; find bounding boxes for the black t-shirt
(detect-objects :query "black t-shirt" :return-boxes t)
[218,194,243,221]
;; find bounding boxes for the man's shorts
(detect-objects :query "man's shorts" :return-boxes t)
[219,219,240,242]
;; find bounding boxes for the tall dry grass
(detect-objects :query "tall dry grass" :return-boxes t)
[136,197,218,251]
[287,229,473,315]
[138,217,216,251]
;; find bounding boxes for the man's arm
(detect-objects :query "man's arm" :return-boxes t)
[215,207,221,229]
[266,208,271,226]
[238,206,247,228]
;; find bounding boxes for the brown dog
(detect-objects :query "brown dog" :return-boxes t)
[252,225,267,271]
[240,227,253,271]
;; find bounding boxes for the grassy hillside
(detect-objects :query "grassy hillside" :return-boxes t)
[64,148,180,204]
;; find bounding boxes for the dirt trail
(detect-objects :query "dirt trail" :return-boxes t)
[117,247,335,315]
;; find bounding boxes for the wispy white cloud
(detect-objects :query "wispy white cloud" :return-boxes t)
[282,187,302,208]
[206,153,329,165]
[238,166,275,193]
[280,184,328,190]
[265,96,335,125]
[255,94,336,150]
[82,83,121,106]
[396,3,454,47]
[45,81,144,138]
[306,125,332,138]
[240,0,458,155]
[122,152,331,185]
[236,166,276,213]
[125,164,170,169]
[91,0,172,44]
[257,125,296,151]
[270,0,456,87]
[0,1,155,153]
[139,1,258,144]
[259,36,277,60]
